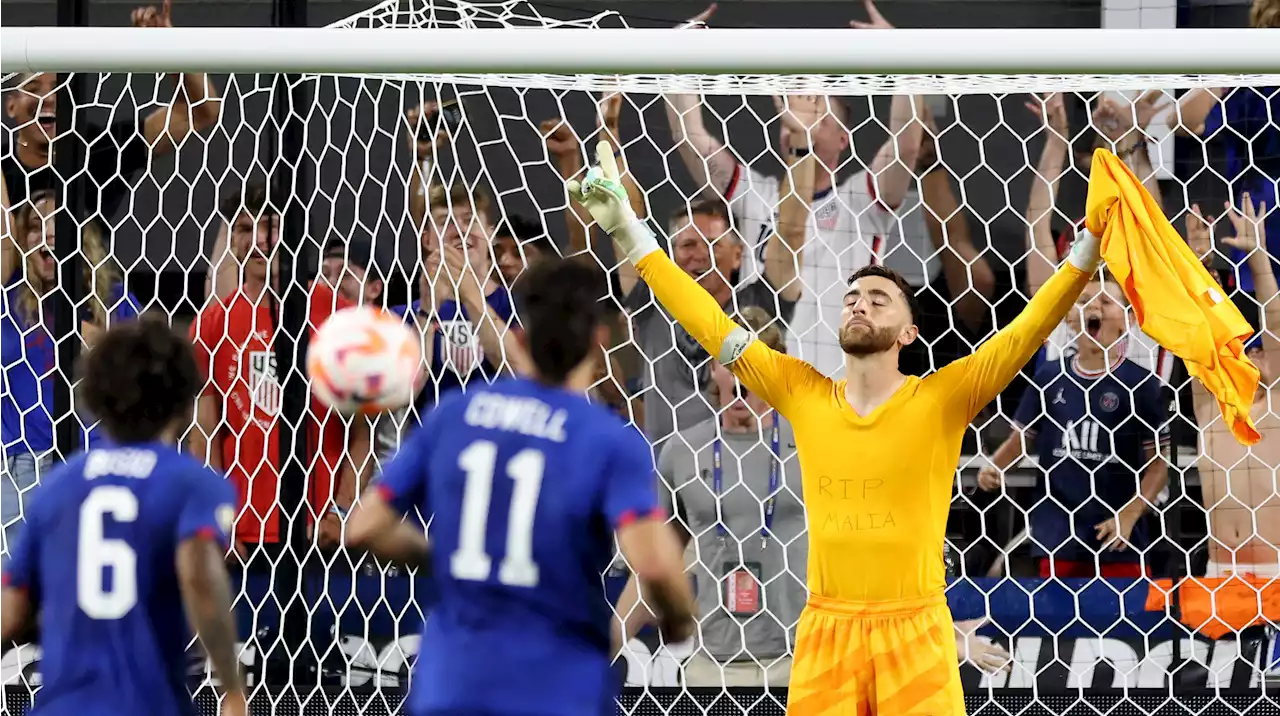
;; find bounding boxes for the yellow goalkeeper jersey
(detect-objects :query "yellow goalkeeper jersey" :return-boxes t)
[635,252,1091,604]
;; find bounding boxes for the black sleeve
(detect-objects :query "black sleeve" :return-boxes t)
[82,119,150,218]
[736,276,797,324]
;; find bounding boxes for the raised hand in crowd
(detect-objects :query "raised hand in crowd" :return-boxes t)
[130,0,173,28]
[677,2,717,29]
[850,0,894,29]
[1025,91,1068,141]
[773,94,827,150]
[1185,204,1216,267]
[1093,90,1165,151]
[541,118,582,173]
[406,101,451,164]
[1221,191,1269,258]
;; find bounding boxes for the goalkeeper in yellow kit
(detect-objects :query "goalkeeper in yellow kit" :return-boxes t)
[570,143,1101,715]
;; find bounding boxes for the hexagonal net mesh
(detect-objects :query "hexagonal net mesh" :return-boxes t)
[2,1,1279,715]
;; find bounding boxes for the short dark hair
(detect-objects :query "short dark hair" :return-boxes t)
[847,265,920,325]
[220,178,281,224]
[496,214,558,259]
[514,258,609,384]
[79,315,202,444]
[668,199,736,238]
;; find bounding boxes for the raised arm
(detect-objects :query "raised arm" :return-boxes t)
[764,96,820,304]
[1024,93,1070,297]
[541,118,592,258]
[918,108,993,333]
[569,143,817,415]
[935,231,1098,421]
[662,7,737,199]
[1169,88,1224,137]
[0,171,15,287]
[853,2,923,210]
[405,102,450,229]
[134,3,221,155]
[1224,193,1278,357]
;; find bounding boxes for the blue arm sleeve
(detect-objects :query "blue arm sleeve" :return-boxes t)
[3,498,41,595]
[374,419,434,518]
[603,424,661,529]
[1012,372,1045,432]
[109,288,142,322]
[1136,378,1172,449]
[177,470,239,548]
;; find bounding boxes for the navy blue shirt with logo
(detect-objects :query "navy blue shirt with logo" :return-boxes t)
[1013,358,1170,563]
[393,287,514,419]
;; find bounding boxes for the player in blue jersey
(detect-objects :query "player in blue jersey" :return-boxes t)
[347,257,696,716]
[979,275,1171,578]
[1,316,247,716]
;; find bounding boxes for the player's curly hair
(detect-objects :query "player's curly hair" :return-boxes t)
[514,257,609,385]
[847,264,921,325]
[79,315,202,444]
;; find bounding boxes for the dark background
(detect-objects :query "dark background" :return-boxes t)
[0,0,1257,314]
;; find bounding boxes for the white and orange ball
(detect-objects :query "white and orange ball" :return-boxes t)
[307,306,423,415]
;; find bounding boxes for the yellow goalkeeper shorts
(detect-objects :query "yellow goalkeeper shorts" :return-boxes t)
[787,593,966,716]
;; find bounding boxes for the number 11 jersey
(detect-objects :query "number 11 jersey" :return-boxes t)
[2,443,237,716]
[375,377,660,716]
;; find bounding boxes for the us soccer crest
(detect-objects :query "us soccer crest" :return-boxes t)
[815,198,840,231]
[438,319,484,374]
[247,350,281,416]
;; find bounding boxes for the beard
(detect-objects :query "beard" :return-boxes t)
[839,322,900,357]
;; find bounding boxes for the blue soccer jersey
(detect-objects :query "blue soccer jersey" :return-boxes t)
[2,443,237,716]
[1013,357,1170,563]
[375,377,660,716]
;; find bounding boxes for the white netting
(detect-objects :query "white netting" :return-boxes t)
[2,1,1279,714]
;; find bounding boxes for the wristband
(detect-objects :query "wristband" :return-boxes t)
[329,504,349,520]
[790,146,812,159]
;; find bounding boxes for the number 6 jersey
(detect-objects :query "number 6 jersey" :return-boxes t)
[1,443,237,716]
[374,377,660,716]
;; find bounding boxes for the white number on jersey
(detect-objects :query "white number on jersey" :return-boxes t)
[449,440,545,587]
[77,486,139,619]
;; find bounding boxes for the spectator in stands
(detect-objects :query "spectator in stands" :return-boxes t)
[646,307,803,688]
[1170,0,1279,322]
[1187,195,1280,578]
[387,184,519,420]
[190,179,371,554]
[1,3,220,218]
[1,186,140,556]
[492,215,556,287]
[543,92,650,426]
[979,274,1171,578]
[621,199,804,444]
[665,0,924,378]
[321,237,384,305]
[1023,92,1175,383]
[886,102,995,376]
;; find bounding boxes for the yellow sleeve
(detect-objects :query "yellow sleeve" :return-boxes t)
[932,262,1092,422]
[634,251,816,416]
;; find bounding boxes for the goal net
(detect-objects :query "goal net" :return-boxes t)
[3,1,1279,714]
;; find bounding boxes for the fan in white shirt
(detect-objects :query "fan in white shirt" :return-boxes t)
[664,5,926,377]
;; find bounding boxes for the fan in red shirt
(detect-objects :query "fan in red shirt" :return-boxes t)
[191,179,373,552]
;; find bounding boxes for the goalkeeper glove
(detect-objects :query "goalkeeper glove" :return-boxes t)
[1067,226,1103,273]
[567,142,661,264]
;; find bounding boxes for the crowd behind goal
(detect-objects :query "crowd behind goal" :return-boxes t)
[3,0,1280,701]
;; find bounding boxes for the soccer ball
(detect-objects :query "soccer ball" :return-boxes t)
[307,306,424,415]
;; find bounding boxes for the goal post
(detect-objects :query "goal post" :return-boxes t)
[4,27,1280,75]
[3,4,1280,716]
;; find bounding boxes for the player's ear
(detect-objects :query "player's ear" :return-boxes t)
[898,323,919,348]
